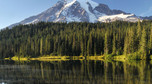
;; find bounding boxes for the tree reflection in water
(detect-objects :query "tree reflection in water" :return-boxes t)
[0,60,151,84]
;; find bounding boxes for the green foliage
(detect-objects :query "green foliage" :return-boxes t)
[0,21,152,59]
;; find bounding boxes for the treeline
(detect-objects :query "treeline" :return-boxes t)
[0,21,152,59]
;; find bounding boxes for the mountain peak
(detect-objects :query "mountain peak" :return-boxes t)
[8,0,141,28]
[60,0,98,8]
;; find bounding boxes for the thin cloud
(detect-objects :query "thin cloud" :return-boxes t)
[140,6,152,16]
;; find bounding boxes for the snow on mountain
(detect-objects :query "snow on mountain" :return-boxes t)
[54,0,100,22]
[8,0,141,28]
[76,0,99,22]
[98,13,140,22]
[56,0,76,18]
[99,13,134,20]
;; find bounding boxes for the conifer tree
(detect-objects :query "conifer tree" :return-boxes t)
[40,37,44,55]
[139,28,147,59]
[124,34,129,55]
[137,20,142,38]
[104,32,109,55]
[148,26,152,54]
[112,33,116,55]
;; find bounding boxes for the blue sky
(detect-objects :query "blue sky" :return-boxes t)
[0,0,152,29]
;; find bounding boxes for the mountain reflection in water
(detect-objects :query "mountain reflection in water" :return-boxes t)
[0,60,151,84]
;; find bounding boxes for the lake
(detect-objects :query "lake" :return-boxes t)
[0,60,151,84]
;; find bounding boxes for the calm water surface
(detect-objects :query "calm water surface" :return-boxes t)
[0,60,151,84]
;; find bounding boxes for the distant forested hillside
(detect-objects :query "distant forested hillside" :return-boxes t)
[0,21,152,59]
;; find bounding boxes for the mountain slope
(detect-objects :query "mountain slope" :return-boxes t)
[8,0,139,28]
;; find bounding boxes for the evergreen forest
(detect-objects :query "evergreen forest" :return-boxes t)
[0,21,152,60]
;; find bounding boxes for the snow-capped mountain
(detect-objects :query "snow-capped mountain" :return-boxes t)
[8,0,140,28]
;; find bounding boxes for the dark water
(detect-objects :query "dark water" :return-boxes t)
[0,60,151,84]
